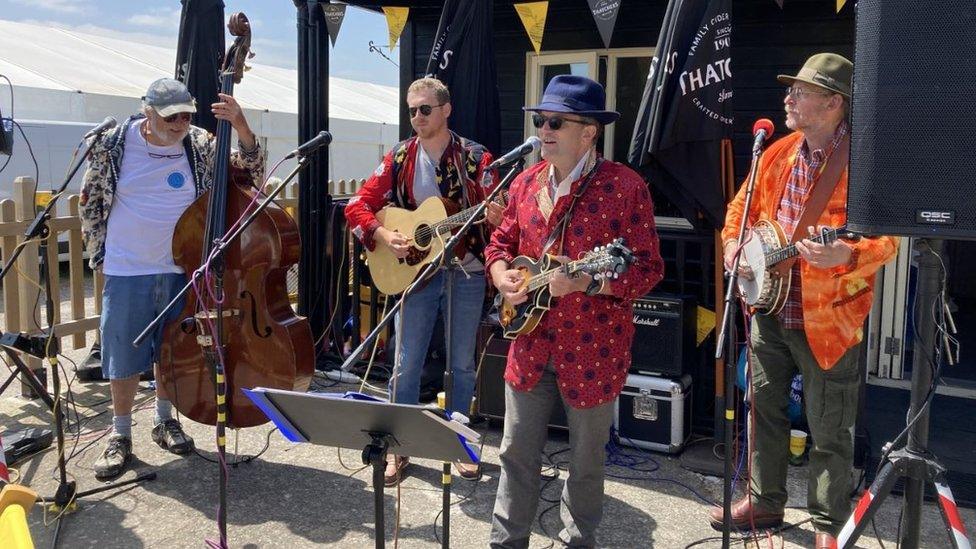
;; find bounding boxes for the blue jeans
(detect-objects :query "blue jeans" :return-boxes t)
[101,273,186,380]
[389,269,485,415]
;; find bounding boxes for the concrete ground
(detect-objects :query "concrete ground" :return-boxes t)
[3,348,974,548]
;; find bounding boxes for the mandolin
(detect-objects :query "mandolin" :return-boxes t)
[495,238,635,339]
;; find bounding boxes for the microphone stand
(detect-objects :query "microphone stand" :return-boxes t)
[339,158,524,549]
[134,154,310,548]
[0,131,156,549]
[713,136,766,549]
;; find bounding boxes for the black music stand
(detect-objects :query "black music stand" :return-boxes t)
[243,388,480,549]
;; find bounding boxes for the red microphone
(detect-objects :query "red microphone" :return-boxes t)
[751,118,775,153]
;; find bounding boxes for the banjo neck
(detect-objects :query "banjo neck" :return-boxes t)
[765,227,853,268]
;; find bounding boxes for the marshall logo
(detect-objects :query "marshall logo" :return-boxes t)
[916,210,956,225]
[632,315,661,327]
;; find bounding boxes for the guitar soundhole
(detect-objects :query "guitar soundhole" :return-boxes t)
[414,224,432,248]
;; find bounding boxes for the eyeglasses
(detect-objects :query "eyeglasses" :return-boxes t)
[531,113,590,131]
[785,86,833,100]
[147,150,185,159]
[162,112,192,123]
[408,104,445,118]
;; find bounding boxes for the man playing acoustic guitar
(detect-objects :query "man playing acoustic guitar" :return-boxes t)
[485,75,663,548]
[714,53,898,548]
[345,77,500,485]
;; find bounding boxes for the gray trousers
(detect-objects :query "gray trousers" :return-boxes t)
[489,364,615,549]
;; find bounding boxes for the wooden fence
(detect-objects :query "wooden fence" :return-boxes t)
[0,176,365,370]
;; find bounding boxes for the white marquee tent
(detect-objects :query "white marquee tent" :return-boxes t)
[0,19,399,199]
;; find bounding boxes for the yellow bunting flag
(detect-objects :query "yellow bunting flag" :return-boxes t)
[696,306,716,346]
[382,7,409,52]
[837,0,848,12]
[514,2,549,54]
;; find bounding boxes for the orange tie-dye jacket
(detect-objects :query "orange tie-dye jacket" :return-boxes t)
[722,131,899,370]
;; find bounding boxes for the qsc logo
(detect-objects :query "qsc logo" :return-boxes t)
[916,210,956,225]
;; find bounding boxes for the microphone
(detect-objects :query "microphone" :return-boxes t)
[286,130,333,159]
[488,136,542,169]
[751,118,775,153]
[83,116,117,139]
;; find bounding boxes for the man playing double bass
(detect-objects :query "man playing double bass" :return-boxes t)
[80,78,265,479]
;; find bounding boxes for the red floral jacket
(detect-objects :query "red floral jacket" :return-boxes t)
[344,131,496,258]
[485,158,664,409]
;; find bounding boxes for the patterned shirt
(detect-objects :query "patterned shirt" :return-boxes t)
[485,158,664,409]
[80,114,265,270]
[776,120,850,330]
[344,132,496,259]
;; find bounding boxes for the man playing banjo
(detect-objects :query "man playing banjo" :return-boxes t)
[712,53,898,548]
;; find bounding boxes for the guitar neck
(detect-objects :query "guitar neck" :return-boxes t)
[766,229,838,267]
[432,192,508,232]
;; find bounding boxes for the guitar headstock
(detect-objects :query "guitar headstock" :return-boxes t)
[576,238,636,281]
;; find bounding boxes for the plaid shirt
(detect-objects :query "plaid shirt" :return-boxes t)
[776,121,849,329]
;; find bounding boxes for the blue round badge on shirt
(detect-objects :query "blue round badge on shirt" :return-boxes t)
[167,172,186,189]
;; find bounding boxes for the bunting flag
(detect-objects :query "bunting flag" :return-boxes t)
[837,0,848,12]
[383,7,410,51]
[514,2,548,54]
[628,0,733,226]
[587,0,622,49]
[322,3,347,46]
[425,0,501,154]
[774,0,784,7]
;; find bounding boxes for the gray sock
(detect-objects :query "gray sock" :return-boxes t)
[154,398,173,425]
[112,414,132,439]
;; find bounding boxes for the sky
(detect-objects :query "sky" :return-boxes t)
[0,0,400,86]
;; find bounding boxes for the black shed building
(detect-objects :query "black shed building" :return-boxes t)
[330,0,856,436]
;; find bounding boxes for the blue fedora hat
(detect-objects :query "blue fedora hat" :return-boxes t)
[524,75,619,125]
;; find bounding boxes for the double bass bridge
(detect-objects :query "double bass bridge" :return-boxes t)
[193,309,241,348]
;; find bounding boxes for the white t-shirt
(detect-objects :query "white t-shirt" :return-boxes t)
[413,144,483,272]
[103,119,196,276]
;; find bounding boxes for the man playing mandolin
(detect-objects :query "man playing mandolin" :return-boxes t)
[485,75,663,548]
[714,54,898,548]
[80,78,264,479]
[344,77,500,485]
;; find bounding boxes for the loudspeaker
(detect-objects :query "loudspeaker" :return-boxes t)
[630,294,695,377]
[475,324,568,429]
[847,0,976,239]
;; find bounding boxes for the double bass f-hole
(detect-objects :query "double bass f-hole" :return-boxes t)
[240,290,272,338]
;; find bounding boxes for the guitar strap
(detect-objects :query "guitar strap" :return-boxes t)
[540,158,604,258]
[774,133,850,275]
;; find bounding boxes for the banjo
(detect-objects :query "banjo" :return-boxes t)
[736,219,859,314]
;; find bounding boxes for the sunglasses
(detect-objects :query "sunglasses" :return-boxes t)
[408,103,445,118]
[162,112,192,123]
[531,113,590,131]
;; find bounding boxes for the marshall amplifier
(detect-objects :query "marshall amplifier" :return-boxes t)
[629,294,695,377]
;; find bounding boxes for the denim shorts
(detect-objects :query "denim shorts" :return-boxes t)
[100,273,186,380]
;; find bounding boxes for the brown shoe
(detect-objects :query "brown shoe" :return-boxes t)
[454,461,481,481]
[384,455,409,487]
[708,497,784,531]
[815,532,837,549]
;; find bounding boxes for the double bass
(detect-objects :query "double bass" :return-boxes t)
[159,13,314,429]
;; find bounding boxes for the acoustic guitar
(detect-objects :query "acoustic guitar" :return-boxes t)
[365,194,504,295]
